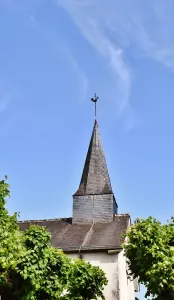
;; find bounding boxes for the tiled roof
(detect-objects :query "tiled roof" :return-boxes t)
[18,214,130,252]
[74,119,113,196]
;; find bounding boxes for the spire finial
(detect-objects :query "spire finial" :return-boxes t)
[91,93,99,118]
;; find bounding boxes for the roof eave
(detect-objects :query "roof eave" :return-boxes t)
[59,245,123,253]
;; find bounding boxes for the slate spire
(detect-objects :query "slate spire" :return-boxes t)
[74,119,113,196]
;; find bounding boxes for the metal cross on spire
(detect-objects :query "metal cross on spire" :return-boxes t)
[91,93,99,118]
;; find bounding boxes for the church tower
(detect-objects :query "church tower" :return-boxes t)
[18,94,138,300]
[73,118,118,224]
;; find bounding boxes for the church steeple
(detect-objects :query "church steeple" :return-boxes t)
[72,98,118,224]
[74,119,113,196]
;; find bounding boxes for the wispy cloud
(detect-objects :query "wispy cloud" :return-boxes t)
[56,0,174,129]
[3,0,174,129]
[104,0,174,69]
[57,0,131,115]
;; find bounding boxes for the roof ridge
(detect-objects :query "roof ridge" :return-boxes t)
[115,213,130,216]
[18,217,72,223]
[79,223,94,252]
[18,215,130,224]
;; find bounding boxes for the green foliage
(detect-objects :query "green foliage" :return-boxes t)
[0,177,107,299]
[123,216,174,300]
[17,226,71,299]
[64,258,108,300]
[0,176,23,286]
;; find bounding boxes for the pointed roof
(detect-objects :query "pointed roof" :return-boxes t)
[74,120,113,196]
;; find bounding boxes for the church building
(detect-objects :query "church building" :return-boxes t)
[19,110,138,299]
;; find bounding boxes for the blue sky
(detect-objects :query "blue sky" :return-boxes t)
[1,1,174,298]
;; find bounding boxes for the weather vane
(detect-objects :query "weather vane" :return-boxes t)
[91,93,99,118]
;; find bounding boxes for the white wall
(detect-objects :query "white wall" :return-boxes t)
[68,251,135,300]
[118,251,135,300]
